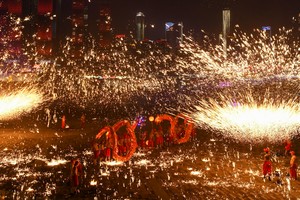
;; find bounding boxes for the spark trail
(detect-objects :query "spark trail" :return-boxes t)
[0,87,45,120]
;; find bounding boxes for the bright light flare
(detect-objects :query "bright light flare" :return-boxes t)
[0,87,45,120]
[190,93,300,143]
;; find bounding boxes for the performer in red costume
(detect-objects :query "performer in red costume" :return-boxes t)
[284,139,292,156]
[105,132,114,161]
[155,127,164,148]
[262,147,272,181]
[61,115,66,129]
[117,135,126,156]
[147,132,154,149]
[70,159,82,194]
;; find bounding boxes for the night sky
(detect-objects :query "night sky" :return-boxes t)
[109,0,300,39]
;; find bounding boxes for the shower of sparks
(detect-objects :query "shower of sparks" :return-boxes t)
[0,87,45,120]
[1,14,300,199]
[2,15,299,120]
[174,27,300,143]
[189,91,300,143]
[178,26,300,81]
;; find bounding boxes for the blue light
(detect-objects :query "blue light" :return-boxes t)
[262,26,271,31]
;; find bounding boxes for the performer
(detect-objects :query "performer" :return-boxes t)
[105,131,114,161]
[176,123,185,139]
[124,131,131,155]
[139,130,147,149]
[284,139,292,156]
[70,159,82,194]
[290,151,297,180]
[155,127,164,148]
[80,113,86,129]
[61,115,66,129]
[92,141,100,166]
[45,108,51,128]
[262,147,272,181]
[147,132,154,149]
[190,126,196,141]
[118,135,126,156]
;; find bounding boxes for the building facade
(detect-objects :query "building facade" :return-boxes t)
[136,12,145,41]
[0,0,112,60]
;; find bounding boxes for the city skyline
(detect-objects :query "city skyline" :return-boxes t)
[110,0,300,39]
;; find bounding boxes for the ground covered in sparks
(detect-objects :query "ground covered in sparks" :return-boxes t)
[0,117,300,200]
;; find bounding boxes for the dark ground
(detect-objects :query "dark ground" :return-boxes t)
[0,114,300,200]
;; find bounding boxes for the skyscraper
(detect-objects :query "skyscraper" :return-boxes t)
[222,9,231,38]
[98,0,112,47]
[0,0,54,57]
[69,0,85,58]
[0,0,23,58]
[222,8,231,56]
[165,22,181,48]
[136,12,145,41]
[36,0,53,56]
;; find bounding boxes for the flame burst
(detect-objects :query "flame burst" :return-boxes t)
[0,87,45,120]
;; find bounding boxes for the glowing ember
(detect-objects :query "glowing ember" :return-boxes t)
[135,159,151,166]
[181,180,199,185]
[90,180,97,186]
[190,171,203,176]
[46,159,68,166]
[26,187,34,192]
[244,169,260,176]
[202,158,210,162]
[103,160,124,166]
[0,87,45,120]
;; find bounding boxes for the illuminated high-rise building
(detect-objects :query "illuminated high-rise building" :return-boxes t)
[69,0,85,58]
[98,0,112,47]
[222,8,231,38]
[165,21,182,48]
[222,8,231,56]
[53,0,72,52]
[136,12,145,41]
[83,0,112,47]
[36,0,53,56]
[0,0,23,58]
[0,0,54,57]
